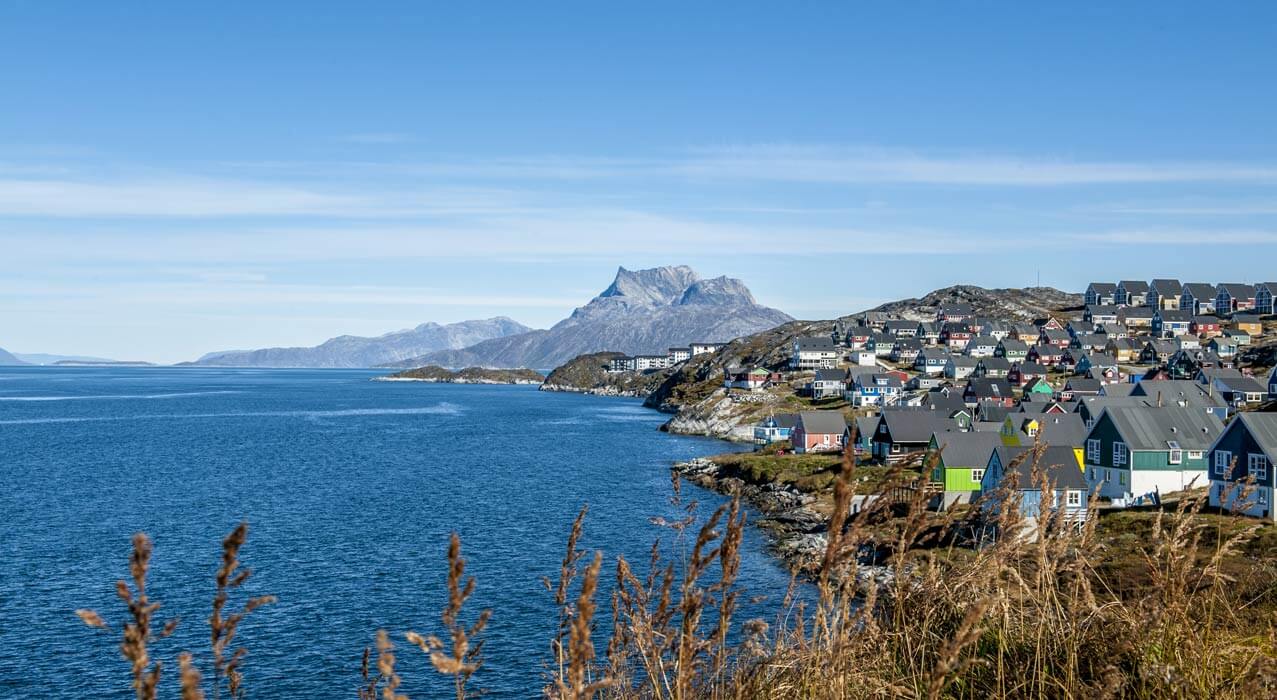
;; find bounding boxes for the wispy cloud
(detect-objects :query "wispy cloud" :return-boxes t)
[1067,228,1277,245]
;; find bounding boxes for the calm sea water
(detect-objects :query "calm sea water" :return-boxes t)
[0,367,797,698]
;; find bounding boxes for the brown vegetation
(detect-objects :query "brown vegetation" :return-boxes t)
[77,451,1277,698]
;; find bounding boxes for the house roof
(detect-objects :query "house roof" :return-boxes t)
[1066,378,1102,393]
[1100,405,1223,451]
[1087,283,1118,294]
[813,368,847,382]
[1217,283,1256,298]
[1157,309,1193,322]
[1183,283,1217,298]
[1030,413,1088,447]
[998,338,1029,352]
[967,335,999,347]
[1120,307,1155,319]
[1120,280,1150,293]
[932,431,1003,468]
[977,357,1011,370]
[948,356,980,367]
[1100,383,1137,398]
[798,410,848,436]
[1151,279,1182,295]
[1129,380,1225,408]
[879,409,955,443]
[990,446,1087,490]
[966,377,1013,399]
[1212,375,1266,395]
[1085,305,1120,316]
[795,336,837,351]
[854,416,880,439]
[1233,413,1277,462]
[763,413,801,429]
[1015,361,1048,374]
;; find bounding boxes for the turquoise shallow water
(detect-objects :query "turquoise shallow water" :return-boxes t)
[0,367,797,698]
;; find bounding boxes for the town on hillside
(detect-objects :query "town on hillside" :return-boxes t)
[669,279,1277,538]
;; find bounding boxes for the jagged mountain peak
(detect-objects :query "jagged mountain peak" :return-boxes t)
[677,276,757,306]
[598,265,702,306]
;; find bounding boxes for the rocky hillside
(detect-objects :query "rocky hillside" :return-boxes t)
[859,285,1081,323]
[378,365,544,384]
[540,352,675,398]
[0,346,28,365]
[190,317,531,368]
[403,266,793,369]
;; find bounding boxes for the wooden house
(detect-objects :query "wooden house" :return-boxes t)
[1206,412,1277,522]
[1083,405,1222,500]
[792,411,849,454]
[1148,279,1182,310]
[927,431,1003,508]
[1085,283,1118,307]
[1215,283,1257,316]
[1117,280,1150,307]
[1180,283,1218,316]
[979,445,1089,537]
[1255,282,1277,315]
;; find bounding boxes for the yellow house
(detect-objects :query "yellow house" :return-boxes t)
[1234,317,1263,337]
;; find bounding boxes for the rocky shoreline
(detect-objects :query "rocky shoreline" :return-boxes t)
[672,457,894,590]
[375,376,542,385]
[539,383,649,398]
[673,457,828,572]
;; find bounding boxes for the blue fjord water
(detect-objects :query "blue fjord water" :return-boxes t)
[0,367,797,698]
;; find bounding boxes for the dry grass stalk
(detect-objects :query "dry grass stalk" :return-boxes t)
[179,652,206,700]
[406,532,490,700]
[209,522,275,700]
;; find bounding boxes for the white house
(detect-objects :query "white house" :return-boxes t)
[1083,405,1222,501]
[792,337,840,370]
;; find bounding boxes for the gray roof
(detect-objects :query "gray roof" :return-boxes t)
[764,413,801,429]
[1100,383,1136,397]
[948,356,980,367]
[932,431,1003,468]
[1233,413,1277,462]
[1217,283,1256,298]
[977,357,1011,370]
[879,409,954,443]
[796,336,837,351]
[1087,282,1118,293]
[1151,279,1182,295]
[854,416,880,439]
[1156,309,1193,322]
[1128,380,1225,408]
[1030,413,1088,447]
[1182,283,1217,298]
[998,338,1029,352]
[1066,378,1102,393]
[1213,375,1266,395]
[1101,405,1224,451]
[1120,280,1150,293]
[814,368,847,382]
[798,410,848,435]
[990,446,1086,490]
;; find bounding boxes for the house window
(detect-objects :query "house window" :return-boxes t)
[1120,472,1128,486]
[1168,449,1182,465]
[1113,442,1128,466]
[1066,490,1081,507]
[1249,454,1269,481]
[891,444,901,453]
[1086,439,1101,463]
[971,468,985,483]
[1105,469,1112,483]
[1214,450,1232,476]
[1188,451,1203,460]
[1260,489,1269,506]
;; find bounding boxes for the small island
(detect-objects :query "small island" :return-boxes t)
[375,365,545,385]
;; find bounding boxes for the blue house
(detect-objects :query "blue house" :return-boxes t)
[979,445,1089,538]
[753,413,799,446]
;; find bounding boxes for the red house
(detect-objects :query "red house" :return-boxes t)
[792,411,849,454]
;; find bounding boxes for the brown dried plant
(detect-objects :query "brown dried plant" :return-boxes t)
[209,522,276,700]
[405,532,491,700]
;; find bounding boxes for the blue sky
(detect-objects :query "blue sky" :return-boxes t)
[2,2,1276,363]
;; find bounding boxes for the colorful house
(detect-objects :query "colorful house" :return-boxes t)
[1083,405,1222,500]
[1207,412,1277,522]
[792,411,848,454]
[927,431,1004,508]
[979,445,1089,537]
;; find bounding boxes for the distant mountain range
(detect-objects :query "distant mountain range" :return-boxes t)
[0,347,27,365]
[13,352,122,365]
[187,317,532,368]
[385,266,794,369]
